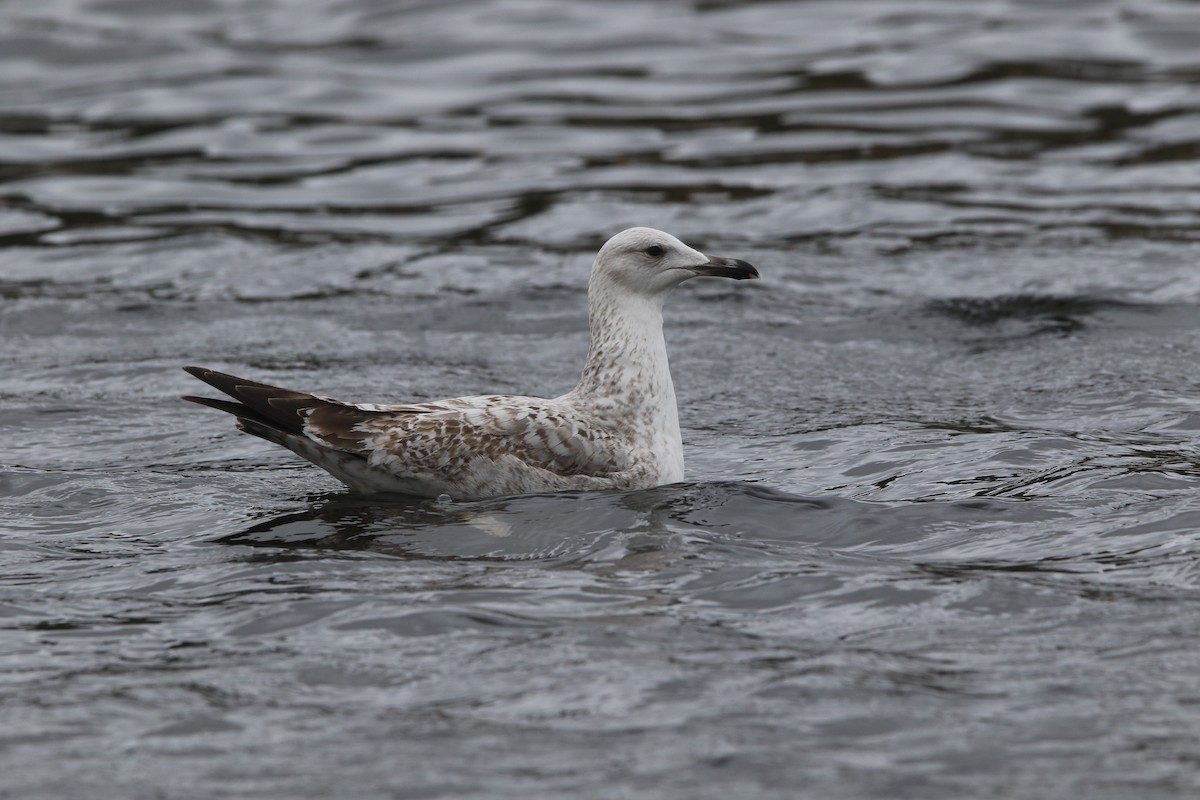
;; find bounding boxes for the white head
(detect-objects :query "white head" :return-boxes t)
[590,227,758,300]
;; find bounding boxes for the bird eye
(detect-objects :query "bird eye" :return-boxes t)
[645,245,664,257]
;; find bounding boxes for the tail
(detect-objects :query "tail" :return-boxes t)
[181,366,374,452]
[183,366,314,439]
[182,366,439,495]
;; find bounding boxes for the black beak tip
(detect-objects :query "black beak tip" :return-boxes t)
[695,256,759,280]
[732,259,760,280]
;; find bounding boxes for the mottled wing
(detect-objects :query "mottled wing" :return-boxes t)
[183,367,628,484]
[328,399,630,480]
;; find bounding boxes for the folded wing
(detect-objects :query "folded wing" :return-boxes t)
[181,367,628,489]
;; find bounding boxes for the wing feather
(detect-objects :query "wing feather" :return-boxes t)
[183,366,628,484]
[344,402,627,479]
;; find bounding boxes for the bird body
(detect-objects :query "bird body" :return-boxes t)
[184,227,757,500]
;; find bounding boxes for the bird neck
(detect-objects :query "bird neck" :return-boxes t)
[577,288,671,396]
[571,285,684,479]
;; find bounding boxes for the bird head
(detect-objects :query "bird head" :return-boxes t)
[591,227,758,299]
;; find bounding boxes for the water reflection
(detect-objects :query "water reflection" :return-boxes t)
[218,481,1075,562]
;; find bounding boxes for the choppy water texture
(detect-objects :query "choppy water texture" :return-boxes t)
[3,1,1200,797]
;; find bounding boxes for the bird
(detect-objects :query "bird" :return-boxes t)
[183,227,758,500]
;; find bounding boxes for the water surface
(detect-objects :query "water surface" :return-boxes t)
[2,1,1200,798]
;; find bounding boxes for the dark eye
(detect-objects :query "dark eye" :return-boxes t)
[645,245,664,258]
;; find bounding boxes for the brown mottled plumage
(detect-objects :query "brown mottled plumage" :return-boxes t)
[183,227,758,499]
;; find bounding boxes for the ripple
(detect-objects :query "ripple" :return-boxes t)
[5,1,1200,798]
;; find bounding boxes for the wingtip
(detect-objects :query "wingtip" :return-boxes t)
[235,416,288,444]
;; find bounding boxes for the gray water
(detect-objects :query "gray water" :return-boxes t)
[3,1,1200,798]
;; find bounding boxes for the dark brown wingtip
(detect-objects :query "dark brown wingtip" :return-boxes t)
[182,395,250,415]
[182,365,233,394]
[183,365,221,383]
[182,365,295,398]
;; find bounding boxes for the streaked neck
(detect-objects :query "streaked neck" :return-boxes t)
[571,284,684,480]
[576,288,671,400]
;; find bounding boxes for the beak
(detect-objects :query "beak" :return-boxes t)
[691,254,759,280]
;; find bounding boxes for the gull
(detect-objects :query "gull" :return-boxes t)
[183,227,758,500]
